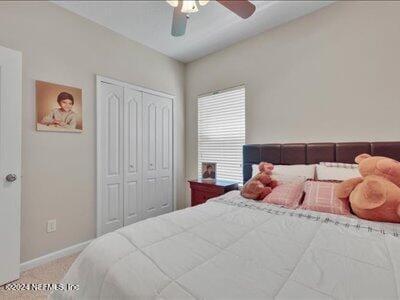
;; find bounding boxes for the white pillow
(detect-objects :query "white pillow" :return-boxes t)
[316,165,361,181]
[251,164,308,184]
[251,164,260,177]
[319,162,358,169]
[272,164,316,180]
[271,174,307,185]
[252,163,316,180]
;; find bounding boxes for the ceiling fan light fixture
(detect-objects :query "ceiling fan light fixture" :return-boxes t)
[170,0,256,37]
[166,0,179,7]
[199,0,210,6]
[181,0,198,13]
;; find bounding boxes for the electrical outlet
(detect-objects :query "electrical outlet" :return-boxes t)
[47,219,56,233]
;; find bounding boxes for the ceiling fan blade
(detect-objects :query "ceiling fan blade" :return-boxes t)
[217,0,256,19]
[171,5,187,37]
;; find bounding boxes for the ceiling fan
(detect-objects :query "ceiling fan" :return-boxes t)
[167,0,256,37]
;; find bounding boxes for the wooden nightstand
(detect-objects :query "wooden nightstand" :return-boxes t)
[188,179,239,206]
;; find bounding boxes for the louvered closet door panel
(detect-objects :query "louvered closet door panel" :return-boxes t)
[101,82,124,233]
[142,93,173,219]
[124,88,142,226]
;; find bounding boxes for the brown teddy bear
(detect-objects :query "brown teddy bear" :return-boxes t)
[336,154,400,223]
[241,162,278,200]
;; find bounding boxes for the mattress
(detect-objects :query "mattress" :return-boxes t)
[51,191,400,299]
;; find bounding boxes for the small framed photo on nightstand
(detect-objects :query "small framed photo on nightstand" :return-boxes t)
[201,162,217,181]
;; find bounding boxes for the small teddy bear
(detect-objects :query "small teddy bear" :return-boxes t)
[241,162,278,201]
[336,154,400,223]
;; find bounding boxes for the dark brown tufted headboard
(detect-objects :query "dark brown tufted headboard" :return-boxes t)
[243,142,400,183]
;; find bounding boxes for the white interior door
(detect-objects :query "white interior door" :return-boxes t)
[142,93,173,219]
[100,82,124,234]
[123,87,142,226]
[0,45,22,285]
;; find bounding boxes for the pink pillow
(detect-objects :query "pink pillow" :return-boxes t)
[301,181,352,216]
[262,182,304,209]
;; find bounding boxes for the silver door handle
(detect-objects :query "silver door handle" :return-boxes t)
[6,174,17,182]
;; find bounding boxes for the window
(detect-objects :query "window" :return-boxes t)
[198,86,245,182]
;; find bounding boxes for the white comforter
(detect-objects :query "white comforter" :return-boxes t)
[51,191,400,299]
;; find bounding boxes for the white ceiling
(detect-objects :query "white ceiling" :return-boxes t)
[55,0,333,63]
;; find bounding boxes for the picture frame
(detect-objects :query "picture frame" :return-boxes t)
[36,80,83,133]
[201,162,217,181]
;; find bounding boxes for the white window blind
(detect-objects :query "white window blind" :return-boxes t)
[198,86,245,182]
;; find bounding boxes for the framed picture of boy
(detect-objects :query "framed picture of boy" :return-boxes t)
[36,80,83,132]
[201,162,217,181]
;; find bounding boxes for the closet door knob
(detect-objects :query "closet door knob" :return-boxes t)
[6,174,17,182]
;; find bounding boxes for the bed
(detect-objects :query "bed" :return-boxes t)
[51,142,400,300]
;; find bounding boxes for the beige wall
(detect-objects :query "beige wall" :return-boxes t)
[0,1,185,262]
[185,1,400,205]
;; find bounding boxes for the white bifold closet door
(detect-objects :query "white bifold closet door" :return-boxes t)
[123,87,143,226]
[99,79,173,235]
[100,82,124,233]
[142,93,173,219]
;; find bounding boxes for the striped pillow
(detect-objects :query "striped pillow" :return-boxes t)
[319,162,358,169]
[301,181,352,216]
[262,182,304,209]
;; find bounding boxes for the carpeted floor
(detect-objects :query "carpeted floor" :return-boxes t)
[0,253,78,300]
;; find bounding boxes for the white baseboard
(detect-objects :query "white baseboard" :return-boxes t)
[20,239,93,272]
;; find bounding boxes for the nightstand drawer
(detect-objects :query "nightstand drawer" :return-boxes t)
[190,183,224,194]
